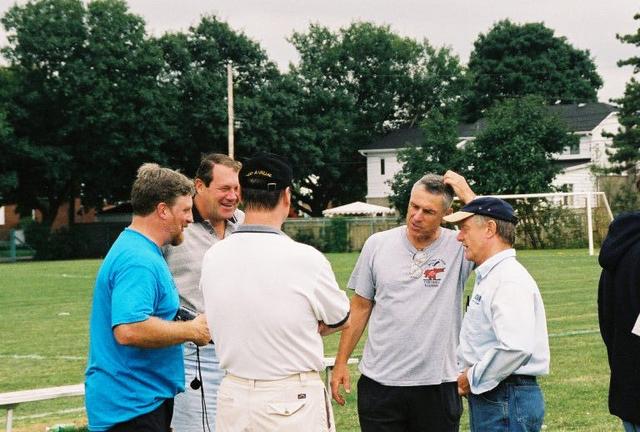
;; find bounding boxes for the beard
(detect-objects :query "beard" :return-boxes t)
[170,231,185,246]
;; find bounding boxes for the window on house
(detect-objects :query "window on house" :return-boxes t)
[0,206,4,225]
[380,158,385,176]
[562,184,574,206]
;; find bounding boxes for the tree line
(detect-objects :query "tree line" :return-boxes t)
[0,0,637,225]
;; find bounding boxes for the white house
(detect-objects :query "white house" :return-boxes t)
[360,103,620,207]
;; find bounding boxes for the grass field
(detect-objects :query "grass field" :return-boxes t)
[0,249,620,431]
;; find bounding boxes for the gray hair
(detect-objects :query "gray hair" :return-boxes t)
[473,215,516,246]
[131,163,195,216]
[411,173,454,210]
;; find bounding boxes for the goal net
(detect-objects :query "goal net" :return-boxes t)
[456,192,613,256]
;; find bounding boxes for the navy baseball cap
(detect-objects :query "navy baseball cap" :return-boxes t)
[443,196,518,224]
[240,153,292,191]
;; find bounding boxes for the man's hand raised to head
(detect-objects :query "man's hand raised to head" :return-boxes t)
[444,170,476,204]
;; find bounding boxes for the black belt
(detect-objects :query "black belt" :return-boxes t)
[501,375,537,385]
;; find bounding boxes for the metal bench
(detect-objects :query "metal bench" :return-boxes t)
[0,358,358,431]
[0,384,84,432]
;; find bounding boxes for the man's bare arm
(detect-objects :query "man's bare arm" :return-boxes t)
[114,313,211,348]
[330,294,374,405]
[318,315,351,336]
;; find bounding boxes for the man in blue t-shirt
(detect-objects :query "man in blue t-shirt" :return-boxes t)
[85,163,211,432]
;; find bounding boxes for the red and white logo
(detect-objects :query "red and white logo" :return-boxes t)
[423,258,446,287]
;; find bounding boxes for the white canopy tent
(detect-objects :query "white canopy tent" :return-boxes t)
[322,201,395,217]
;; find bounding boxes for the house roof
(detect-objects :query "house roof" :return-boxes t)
[556,159,592,170]
[548,103,617,132]
[557,161,592,173]
[365,127,425,151]
[363,102,618,151]
[458,119,487,138]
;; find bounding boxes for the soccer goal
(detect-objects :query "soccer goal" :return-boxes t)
[464,192,613,256]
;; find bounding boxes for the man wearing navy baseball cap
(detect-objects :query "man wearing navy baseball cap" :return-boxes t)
[444,197,550,432]
[240,152,293,191]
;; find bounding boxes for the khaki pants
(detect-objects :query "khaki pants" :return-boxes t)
[216,371,335,432]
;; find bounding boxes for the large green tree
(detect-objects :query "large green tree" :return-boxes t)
[156,16,279,176]
[1,0,166,225]
[236,72,354,216]
[460,96,578,247]
[462,96,576,194]
[465,20,603,120]
[0,68,17,199]
[389,109,464,216]
[0,110,16,199]
[606,13,640,176]
[288,22,466,215]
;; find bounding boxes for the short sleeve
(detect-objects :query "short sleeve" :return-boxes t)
[312,255,350,326]
[347,237,376,300]
[111,265,157,327]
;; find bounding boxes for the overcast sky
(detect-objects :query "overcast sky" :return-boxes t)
[0,0,638,101]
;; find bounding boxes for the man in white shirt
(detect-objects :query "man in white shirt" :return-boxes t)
[201,153,351,432]
[444,197,550,432]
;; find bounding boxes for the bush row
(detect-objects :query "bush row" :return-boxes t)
[20,203,607,260]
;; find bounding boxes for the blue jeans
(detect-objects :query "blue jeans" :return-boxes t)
[624,421,640,432]
[468,376,544,432]
[171,343,225,432]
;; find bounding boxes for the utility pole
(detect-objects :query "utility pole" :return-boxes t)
[227,61,234,159]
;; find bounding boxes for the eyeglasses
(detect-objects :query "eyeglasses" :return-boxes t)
[410,251,429,279]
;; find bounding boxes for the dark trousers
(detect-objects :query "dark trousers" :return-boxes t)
[108,399,174,432]
[357,374,462,432]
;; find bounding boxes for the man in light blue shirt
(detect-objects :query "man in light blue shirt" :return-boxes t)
[444,197,550,432]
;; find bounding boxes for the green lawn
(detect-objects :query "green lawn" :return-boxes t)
[0,250,620,431]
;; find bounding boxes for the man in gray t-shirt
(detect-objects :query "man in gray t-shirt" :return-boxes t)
[331,171,475,432]
[163,153,243,432]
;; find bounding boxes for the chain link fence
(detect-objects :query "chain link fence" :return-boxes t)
[283,217,401,252]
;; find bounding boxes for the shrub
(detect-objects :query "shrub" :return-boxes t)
[325,217,349,252]
[292,230,328,251]
[22,219,52,258]
[514,199,590,249]
[23,222,92,260]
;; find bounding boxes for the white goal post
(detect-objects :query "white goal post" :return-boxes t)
[468,192,614,256]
